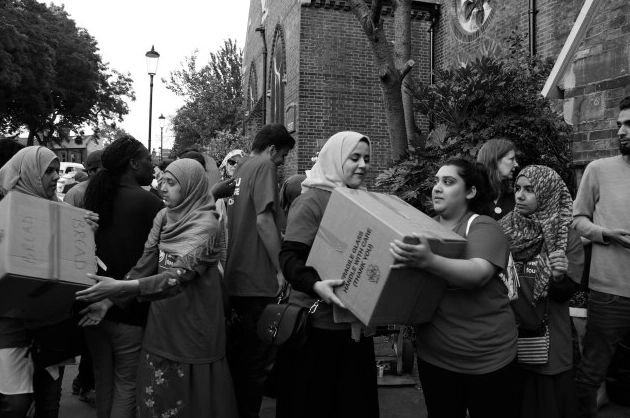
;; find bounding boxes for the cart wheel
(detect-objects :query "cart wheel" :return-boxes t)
[401,339,415,374]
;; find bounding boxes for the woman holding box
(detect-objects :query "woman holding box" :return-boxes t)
[276,131,378,418]
[76,159,236,418]
[390,159,519,418]
[499,165,583,418]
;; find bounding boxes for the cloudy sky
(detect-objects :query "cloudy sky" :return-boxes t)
[50,0,250,151]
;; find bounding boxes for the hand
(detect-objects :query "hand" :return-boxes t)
[603,229,630,249]
[276,270,286,292]
[389,234,435,269]
[549,250,568,280]
[84,211,99,232]
[78,300,112,327]
[313,280,346,308]
[210,178,236,200]
[75,274,130,302]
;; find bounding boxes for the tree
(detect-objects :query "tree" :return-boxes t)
[349,0,415,161]
[0,0,134,146]
[165,39,243,155]
[376,33,573,212]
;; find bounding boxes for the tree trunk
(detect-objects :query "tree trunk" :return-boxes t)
[349,0,408,162]
[27,129,35,146]
[393,0,423,150]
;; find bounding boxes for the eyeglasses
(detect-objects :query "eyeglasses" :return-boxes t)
[227,159,237,166]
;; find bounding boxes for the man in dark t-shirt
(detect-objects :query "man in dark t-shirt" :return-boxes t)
[225,124,295,418]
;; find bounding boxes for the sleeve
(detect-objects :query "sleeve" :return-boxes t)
[135,265,204,301]
[573,163,606,243]
[252,160,278,215]
[284,195,321,246]
[465,216,509,270]
[549,229,584,302]
[280,241,321,298]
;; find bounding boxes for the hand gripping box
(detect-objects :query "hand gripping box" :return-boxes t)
[0,192,97,319]
[306,188,467,327]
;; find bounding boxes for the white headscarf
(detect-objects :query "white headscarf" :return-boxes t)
[219,149,245,171]
[301,131,370,193]
[0,146,59,201]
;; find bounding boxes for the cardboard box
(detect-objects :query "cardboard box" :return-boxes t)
[306,188,467,326]
[0,191,97,319]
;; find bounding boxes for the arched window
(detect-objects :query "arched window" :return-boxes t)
[270,27,286,124]
[247,64,257,114]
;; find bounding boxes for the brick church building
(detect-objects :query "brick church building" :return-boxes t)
[242,0,630,184]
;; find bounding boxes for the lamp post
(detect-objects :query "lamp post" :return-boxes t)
[145,45,160,152]
[158,113,166,161]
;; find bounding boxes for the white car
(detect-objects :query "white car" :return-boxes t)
[60,162,84,175]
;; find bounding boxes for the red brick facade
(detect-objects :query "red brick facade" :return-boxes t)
[243,0,630,179]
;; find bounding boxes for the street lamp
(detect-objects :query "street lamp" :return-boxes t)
[145,45,160,152]
[158,113,166,161]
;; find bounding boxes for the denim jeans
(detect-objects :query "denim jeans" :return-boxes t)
[575,290,630,418]
[84,320,144,418]
[227,296,276,418]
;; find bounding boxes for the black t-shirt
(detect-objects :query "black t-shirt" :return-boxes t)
[97,185,164,325]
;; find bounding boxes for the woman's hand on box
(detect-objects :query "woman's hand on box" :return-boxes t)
[390,234,435,270]
[78,299,113,327]
[84,211,99,232]
[313,279,346,309]
[76,274,138,302]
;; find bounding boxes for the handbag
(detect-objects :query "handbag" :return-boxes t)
[257,284,321,346]
[516,297,550,365]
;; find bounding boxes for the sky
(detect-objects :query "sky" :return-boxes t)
[49,0,251,152]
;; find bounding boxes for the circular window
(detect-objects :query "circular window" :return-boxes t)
[451,0,495,42]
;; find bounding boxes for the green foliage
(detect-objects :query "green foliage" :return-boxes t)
[0,0,134,146]
[377,33,573,212]
[165,39,243,156]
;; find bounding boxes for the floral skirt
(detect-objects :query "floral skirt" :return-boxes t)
[137,350,237,418]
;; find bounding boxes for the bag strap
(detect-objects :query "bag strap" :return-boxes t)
[465,214,480,237]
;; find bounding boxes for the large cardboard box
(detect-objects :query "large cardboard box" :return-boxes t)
[0,191,97,319]
[306,188,467,326]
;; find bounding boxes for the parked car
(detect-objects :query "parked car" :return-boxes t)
[60,162,84,175]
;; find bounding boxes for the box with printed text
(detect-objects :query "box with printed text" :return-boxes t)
[0,191,97,320]
[306,188,467,326]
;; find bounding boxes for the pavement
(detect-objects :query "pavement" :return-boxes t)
[58,362,630,418]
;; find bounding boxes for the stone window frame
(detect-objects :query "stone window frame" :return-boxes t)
[269,24,287,125]
[247,63,258,114]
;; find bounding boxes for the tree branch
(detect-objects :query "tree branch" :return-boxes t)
[370,0,384,26]
[400,59,415,81]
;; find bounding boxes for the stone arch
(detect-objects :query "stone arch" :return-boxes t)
[269,24,286,124]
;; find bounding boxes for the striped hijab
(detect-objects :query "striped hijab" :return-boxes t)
[499,165,573,301]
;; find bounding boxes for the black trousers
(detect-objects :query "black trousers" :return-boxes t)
[275,327,379,418]
[418,358,521,418]
[227,296,277,418]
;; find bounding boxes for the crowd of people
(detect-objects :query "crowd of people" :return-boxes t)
[0,96,629,418]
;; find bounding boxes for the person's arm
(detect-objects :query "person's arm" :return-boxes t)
[280,241,320,298]
[549,230,584,302]
[256,208,282,272]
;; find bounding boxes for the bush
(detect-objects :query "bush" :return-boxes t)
[377,33,573,213]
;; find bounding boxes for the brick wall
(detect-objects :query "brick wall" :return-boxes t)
[296,3,432,184]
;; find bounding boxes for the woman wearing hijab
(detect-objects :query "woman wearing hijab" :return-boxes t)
[276,131,378,418]
[499,165,583,418]
[76,159,237,418]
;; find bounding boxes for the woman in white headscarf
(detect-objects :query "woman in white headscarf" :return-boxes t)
[276,132,378,418]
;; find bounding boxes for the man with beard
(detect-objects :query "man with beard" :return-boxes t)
[573,96,630,418]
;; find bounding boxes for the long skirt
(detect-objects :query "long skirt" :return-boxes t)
[520,369,576,418]
[136,350,237,418]
[275,327,379,418]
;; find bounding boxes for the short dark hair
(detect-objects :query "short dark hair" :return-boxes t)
[620,97,630,111]
[158,159,173,171]
[251,124,295,153]
[178,151,206,170]
[443,158,495,217]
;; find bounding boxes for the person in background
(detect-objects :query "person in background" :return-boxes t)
[279,174,306,217]
[225,124,295,418]
[477,138,519,220]
[0,138,25,168]
[573,96,630,418]
[220,149,245,181]
[77,159,237,418]
[215,149,246,249]
[78,137,163,418]
[500,165,583,418]
[277,132,378,418]
[64,149,104,207]
[390,159,519,418]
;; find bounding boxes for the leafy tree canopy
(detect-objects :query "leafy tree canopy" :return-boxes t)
[165,39,243,156]
[377,33,573,212]
[0,0,135,146]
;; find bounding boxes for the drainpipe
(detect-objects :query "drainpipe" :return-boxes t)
[428,16,436,85]
[256,25,267,125]
[528,0,537,56]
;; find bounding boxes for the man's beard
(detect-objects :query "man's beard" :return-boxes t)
[620,139,630,156]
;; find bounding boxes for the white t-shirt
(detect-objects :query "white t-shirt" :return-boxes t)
[0,347,34,394]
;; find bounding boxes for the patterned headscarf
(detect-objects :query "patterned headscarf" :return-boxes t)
[0,146,59,201]
[301,131,370,193]
[499,165,573,302]
[145,159,220,269]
